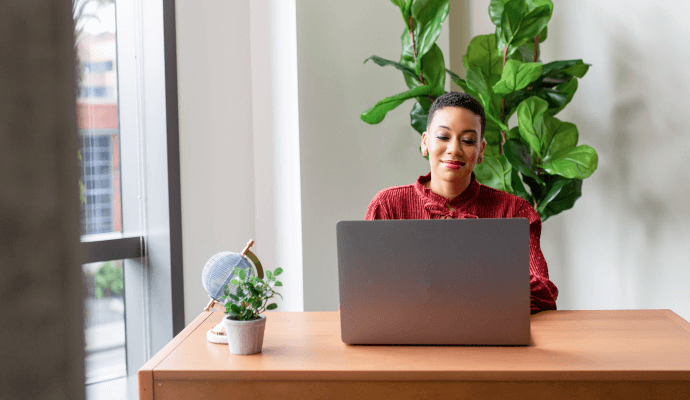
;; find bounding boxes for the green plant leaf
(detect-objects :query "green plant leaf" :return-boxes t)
[474,155,513,193]
[419,44,446,91]
[227,293,239,302]
[361,85,437,124]
[230,304,241,314]
[266,303,278,310]
[492,59,542,95]
[230,279,239,287]
[484,118,502,146]
[410,101,428,134]
[500,0,552,50]
[540,145,598,179]
[537,175,570,211]
[274,281,283,287]
[489,0,510,25]
[238,268,246,281]
[390,0,405,9]
[546,78,577,116]
[538,178,582,221]
[504,138,543,183]
[364,55,419,81]
[465,34,504,77]
[542,59,590,80]
[413,0,450,60]
[542,117,578,158]
[510,168,530,201]
[516,96,549,152]
[448,69,481,101]
[236,287,244,299]
[273,267,283,276]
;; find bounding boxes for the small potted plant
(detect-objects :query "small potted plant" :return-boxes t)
[220,266,283,355]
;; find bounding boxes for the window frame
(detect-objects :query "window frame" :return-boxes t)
[80,0,183,377]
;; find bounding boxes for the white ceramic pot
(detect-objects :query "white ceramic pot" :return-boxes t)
[222,314,267,355]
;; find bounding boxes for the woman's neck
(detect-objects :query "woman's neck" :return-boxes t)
[424,173,472,201]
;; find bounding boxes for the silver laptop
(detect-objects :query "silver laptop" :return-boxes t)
[336,219,530,345]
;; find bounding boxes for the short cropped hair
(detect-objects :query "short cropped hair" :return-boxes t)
[426,91,486,138]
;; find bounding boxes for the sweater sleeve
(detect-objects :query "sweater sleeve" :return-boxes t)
[365,190,392,220]
[517,201,559,314]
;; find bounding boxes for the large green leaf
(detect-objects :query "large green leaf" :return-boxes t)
[516,96,549,152]
[413,0,450,60]
[484,118,502,145]
[465,34,504,78]
[538,177,582,221]
[420,44,446,92]
[465,68,509,132]
[504,138,543,183]
[542,59,590,80]
[542,117,578,158]
[400,30,446,92]
[390,0,405,9]
[537,175,569,210]
[410,101,428,134]
[364,55,419,81]
[361,85,437,124]
[541,145,598,179]
[465,67,491,99]
[491,0,553,27]
[447,69,481,102]
[489,0,511,25]
[500,0,552,51]
[482,118,502,157]
[400,29,418,89]
[510,168,530,201]
[474,155,513,193]
[492,59,542,94]
[546,78,577,116]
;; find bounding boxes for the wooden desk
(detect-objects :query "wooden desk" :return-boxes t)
[139,310,690,399]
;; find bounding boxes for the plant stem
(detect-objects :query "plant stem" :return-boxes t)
[534,35,541,176]
[407,17,435,103]
[499,45,509,155]
[407,18,423,84]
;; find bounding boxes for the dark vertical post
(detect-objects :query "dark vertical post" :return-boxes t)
[0,1,85,398]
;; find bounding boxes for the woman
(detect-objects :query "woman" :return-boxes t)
[366,91,558,313]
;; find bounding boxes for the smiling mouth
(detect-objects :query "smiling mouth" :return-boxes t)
[441,160,465,169]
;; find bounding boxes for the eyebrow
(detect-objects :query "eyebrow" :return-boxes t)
[436,125,478,134]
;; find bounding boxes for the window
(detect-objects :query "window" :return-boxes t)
[75,0,183,392]
[83,60,114,74]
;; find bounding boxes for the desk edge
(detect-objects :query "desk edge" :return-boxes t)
[138,311,214,400]
[662,309,690,334]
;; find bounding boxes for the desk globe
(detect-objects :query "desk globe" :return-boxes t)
[201,239,263,343]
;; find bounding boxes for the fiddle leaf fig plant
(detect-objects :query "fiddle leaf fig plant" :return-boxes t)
[221,267,283,321]
[361,0,598,221]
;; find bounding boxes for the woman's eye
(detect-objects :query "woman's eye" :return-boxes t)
[463,140,477,145]
[436,136,449,140]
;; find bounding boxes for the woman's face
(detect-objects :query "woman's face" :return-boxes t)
[421,106,485,187]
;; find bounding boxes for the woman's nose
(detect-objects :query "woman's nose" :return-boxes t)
[447,138,463,155]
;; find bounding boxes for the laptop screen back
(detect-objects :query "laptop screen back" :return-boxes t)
[337,219,530,345]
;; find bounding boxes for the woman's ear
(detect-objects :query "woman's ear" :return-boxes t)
[478,138,486,163]
[421,132,428,156]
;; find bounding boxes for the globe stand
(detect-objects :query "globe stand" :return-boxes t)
[202,239,264,344]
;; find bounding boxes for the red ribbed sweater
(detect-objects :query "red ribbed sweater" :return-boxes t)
[365,172,558,314]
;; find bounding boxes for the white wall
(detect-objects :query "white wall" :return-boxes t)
[176,0,690,322]
[177,0,304,324]
[469,0,690,320]
[295,1,450,310]
[177,1,256,323]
